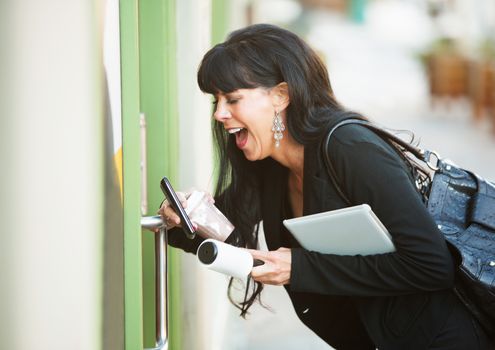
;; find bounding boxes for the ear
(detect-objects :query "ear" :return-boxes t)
[271,82,290,111]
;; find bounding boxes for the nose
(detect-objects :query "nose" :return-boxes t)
[213,101,231,122]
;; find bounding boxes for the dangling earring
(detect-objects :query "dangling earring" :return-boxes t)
[272,110,285,148]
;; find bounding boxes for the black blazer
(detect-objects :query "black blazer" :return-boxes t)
[259,125,464,349]
[168,124,482,349]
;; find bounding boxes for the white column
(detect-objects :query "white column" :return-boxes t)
[0,1,104,349]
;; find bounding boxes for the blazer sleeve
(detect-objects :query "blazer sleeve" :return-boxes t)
[167,227,204,254]
[290,130,455,296]
[157,197,204,254]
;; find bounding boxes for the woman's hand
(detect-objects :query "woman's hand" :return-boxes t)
[249,248,292,285]
[157,189,215,230]
[157,191,189,230]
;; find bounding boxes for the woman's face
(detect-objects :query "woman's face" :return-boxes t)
[213,87,282,161]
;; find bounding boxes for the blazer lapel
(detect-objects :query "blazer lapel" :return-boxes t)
[303,141,343,215]
[261,141,345,250]
[261,159,287,250]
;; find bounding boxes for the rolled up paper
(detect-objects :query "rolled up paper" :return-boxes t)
[197,239,253,279]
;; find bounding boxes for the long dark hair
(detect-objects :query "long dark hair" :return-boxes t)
[197,24,366,317]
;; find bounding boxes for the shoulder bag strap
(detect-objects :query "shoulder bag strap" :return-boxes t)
[321,119,431,205]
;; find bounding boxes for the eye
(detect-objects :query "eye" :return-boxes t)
[212,100,218,106]
[227,95,243,104]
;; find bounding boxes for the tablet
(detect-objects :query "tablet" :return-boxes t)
[283,204,395,255]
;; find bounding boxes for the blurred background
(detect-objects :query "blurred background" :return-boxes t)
[1,0,494,349]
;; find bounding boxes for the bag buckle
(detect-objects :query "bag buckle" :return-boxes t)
[420,150,441,171]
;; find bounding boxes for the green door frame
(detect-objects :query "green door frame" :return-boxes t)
[212,0,229,44]
[120,0,181,349]
[120,0,232,348]
[120,0,143,348]
[138,0,181,349]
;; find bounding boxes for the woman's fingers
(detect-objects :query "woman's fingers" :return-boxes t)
[157,189,213,229]
[157,196,185,228]
[248,248,292,285]
[247,249,271,261]
[250,261,271,279]
[248,247,290,263]
[165,205,181,224]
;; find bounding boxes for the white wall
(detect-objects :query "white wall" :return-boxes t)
[177,0,214,193]
[0,1,104,349]
[176,1,232,350]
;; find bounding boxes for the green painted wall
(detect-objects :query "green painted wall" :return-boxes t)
[138,0,181,349]
[123,1,229,349]
[161,2,182,349]
[120,0,144,349]
[212,0,229,45]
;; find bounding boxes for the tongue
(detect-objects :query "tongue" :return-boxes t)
[236,129,248,148]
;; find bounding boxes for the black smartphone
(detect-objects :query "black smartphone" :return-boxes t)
[160,177,196,239]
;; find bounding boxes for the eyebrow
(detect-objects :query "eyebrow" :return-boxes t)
[214,90,243,100]
[224,91,242,98]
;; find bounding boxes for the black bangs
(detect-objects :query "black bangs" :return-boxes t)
[197,44,257,94]
[197,41,282,94]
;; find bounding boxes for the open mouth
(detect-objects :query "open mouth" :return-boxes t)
[227,127,248,148]
[227,127,244,134]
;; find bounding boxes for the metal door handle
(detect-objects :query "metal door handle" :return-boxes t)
[141,216,168,350]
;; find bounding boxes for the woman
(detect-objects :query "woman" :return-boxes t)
[160,24,491,349]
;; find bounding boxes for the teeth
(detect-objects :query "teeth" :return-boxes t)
[228,127,243,134]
